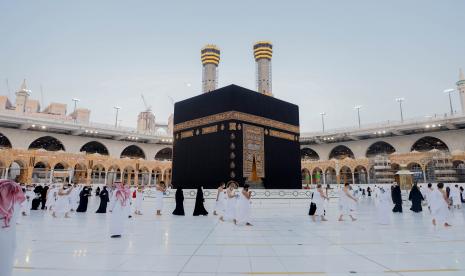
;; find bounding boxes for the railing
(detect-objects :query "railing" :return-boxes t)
[301,113,465,137]
[0,110,172,138]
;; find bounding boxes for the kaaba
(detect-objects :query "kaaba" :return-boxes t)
[172,84,301,189]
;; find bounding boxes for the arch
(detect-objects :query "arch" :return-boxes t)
[301,147,320,161]
[453,160,465,182]
[29,136,65,151]
[339,166,352,184]
[151,168,163,185]
[354,165,368,184]
[163,168,172,184]
[80,141,109,155]
[54,162,68,170]
[91,164,106,184]
[138,167,151,186]
[0,133,12,149]
[73,163,87,184]
[155,147,173,161]
[31,162,50,183]
[312,167,323,184]
[120,145,146,160]
[366,141,396,158]
[106,165,121,185]
[329,145,354,160]
[411,136,449,152]
[325,167,337,185]
[9,160,27,183]
[301,168,310,184]
[123,166,135,185]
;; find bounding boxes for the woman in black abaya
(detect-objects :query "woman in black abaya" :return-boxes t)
[408,184,424,212]
[96,186,109,213]
[391,183,403,213]
[193,187,208,216]
[76,186,91,212]
[172,187,185,216]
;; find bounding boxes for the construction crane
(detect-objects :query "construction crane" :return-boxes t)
[140,94,152,112]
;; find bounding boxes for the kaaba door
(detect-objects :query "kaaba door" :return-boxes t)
[249,156,259,182]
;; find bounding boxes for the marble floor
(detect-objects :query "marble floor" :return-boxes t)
[12,194,465,276]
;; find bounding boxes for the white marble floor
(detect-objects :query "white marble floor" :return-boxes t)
[12,195,465,276]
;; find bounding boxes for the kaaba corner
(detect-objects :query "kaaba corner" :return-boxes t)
[171,84,301,189]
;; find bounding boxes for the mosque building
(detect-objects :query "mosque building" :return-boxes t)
[1,44,465,188]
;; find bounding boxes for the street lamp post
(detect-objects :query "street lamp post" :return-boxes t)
[320,112,326,132]
[72,98,80,123]
[443,89,455,115]
[353,105,362,128]
[395,98,405,123]
[113,106,121,128]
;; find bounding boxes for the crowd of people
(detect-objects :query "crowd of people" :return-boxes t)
[308,182,465,228]
[2,178,465,276]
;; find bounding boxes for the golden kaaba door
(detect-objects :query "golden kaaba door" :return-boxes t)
[243,124,265,181]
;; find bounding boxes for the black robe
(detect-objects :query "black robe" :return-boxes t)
[31,193,41,210]
[408,187,424,212]
[41,186,49,209]
[172,188,185,216]
[96,188,109,213]
[193,187,208,216]
[76,187,91,212]
[95,187,101,196]
[391,185,403,213]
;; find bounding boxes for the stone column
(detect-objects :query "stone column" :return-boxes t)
[104,171,107,185]
[148,171,152,186]
[323,172,326,185]
[310,172,313,185]
[352,172,356,185]
[134,171,139,186]
[49,169,54,183]
[86,169,92,185]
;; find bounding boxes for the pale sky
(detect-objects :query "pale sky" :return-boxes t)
[1,0,464,132]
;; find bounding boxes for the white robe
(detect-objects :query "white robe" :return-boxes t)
[21,190,35,215]
[154,189,164,211]
[224,191,237,221]
[339,190,353,215]
[45,187,58,210]
[54,191,71,216]
[430,189,450,225]
[0,203,21,276]
[312,190,325,216]
[376,190,391,225]
[450,187,461,206]
[235,192,251,224]
[214,190,227,214]
[134,191,143,212]
[69,188,80,211]
[109,192,126,236]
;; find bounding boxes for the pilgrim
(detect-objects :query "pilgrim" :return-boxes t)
[109,182,131,238]
[96,186,110,213]
[172,187,185,216]
[154,181,167,216]
[311,184,328,222]
[0,180,26,276]
[338,183,358,221]
[235,184,252,225]
[193,186,209,216]
[408,183,424,213]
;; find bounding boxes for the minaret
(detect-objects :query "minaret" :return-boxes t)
[457,68,465,114]
[201,45,220,93]
[15,79,31,113]
[253,41,273,96]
